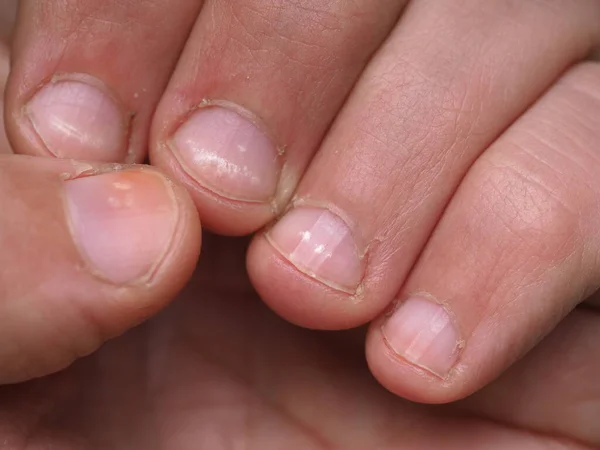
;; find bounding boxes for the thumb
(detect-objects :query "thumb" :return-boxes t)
[0,154,200,383]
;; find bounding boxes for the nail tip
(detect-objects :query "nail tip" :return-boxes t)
[380,326,451,380]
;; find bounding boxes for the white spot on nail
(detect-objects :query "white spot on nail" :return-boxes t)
[314,244,325,254]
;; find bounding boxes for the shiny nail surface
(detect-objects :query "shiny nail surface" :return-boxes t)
[170,106,280,202]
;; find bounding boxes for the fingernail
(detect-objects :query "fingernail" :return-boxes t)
[26,76,128,162]
[382,296,461,378]
[266,207,364,293]
[64,170,177,284]
[170,105,280,202]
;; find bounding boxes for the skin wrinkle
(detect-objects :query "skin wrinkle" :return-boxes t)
[446,134,596,398]
[467,310,600,445]
[202,0,391,122]
[231,4,338,75]
[505,140,579,196]
[0,230,599,447]
[6,336,594,450]
[484,162,579,243]
[166,281,337,447]
[228,0,357,56]
[433,165,579,334]
[361,63,475,190]
[489,262,562,338]
[530,111,599,164]
[360,2,600,234]
[178,330,333,450]
[3,0,600,446]
[170,280,589,449]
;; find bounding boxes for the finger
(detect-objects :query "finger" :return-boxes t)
[456,309,600,448]
[367,62,600,403]
[5,0,203,163]
[143,258,599,448]
[150,0,409,234]
[248,0,600,329]
[0,154,200,384]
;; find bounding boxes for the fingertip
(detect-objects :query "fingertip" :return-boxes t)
[0,157,201,383]
[365,317,470,405]
[145,168,202,297]
[91,167,202,325]
[247,233,372,330]
[5,0,202,164]
[151,138,274,236]
[54,165,203,338]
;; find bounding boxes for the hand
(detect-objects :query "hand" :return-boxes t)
[1,234,598,449]
[4,0,600,408]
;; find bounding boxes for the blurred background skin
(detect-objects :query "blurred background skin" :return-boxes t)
[0,0,17,154]
[0,0,16,42]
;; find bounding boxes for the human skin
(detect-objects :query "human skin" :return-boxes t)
[0,231,597,449]
[0,1,598,447]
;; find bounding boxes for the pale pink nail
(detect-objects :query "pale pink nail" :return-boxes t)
[26,78,127,162]
[170,106,280,202]
[64,171,177,284]
[382,296,461,378]
[267,207,364,293]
